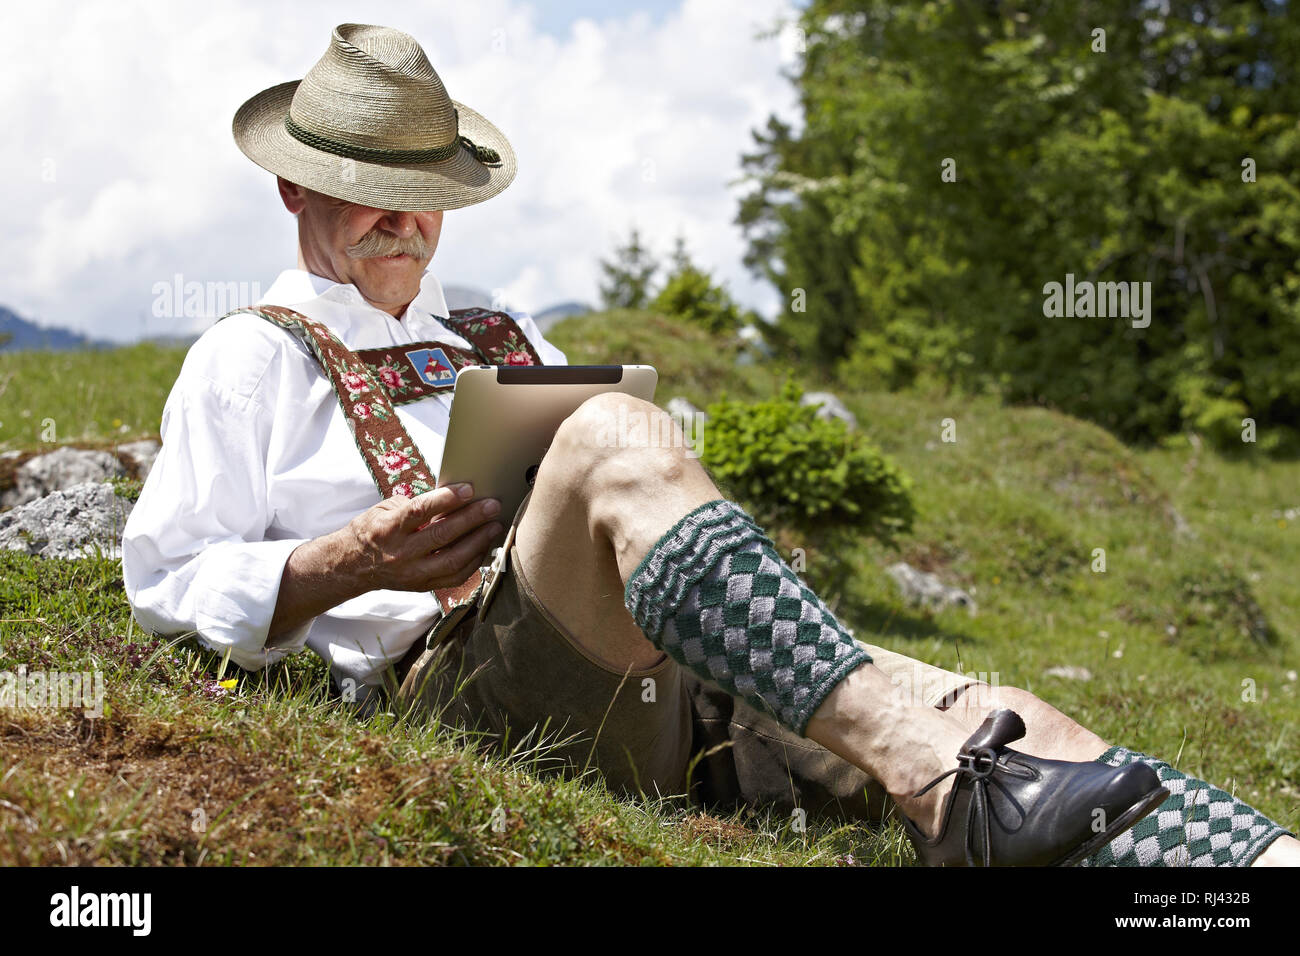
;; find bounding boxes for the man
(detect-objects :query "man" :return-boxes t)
[123,23,1296,867]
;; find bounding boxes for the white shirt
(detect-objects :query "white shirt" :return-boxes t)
[121,268,568,691]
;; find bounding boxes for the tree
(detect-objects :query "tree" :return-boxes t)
[650,235,747,335]
[737,0,1300,451]
[598,227,659,310]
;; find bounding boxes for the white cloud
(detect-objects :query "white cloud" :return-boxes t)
[1,0,802,340]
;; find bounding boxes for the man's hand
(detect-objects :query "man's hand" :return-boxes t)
[267,483,502,641]
[342,483,504,593]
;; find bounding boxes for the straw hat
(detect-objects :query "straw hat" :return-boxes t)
[233,23,516,211]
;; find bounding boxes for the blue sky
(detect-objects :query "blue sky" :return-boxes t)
[1,0,806,342]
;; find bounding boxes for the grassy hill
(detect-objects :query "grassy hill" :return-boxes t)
[0,310,1295,865]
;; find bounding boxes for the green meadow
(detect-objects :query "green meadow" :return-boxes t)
[0,311,1295,865]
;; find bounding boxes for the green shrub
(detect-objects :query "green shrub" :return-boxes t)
[650,265,746,336]
[700,380,915,544]
[836,323,975,394]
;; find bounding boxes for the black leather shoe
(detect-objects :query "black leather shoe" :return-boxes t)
[901,709,1169,866]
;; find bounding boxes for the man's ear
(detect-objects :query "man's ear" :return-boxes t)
[277,177,308,215]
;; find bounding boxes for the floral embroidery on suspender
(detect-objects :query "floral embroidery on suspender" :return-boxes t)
[222,305,545,498]
[348,309,544,405]
[438,308,543,367]
[219,304,546,615]
[225,305,432,499]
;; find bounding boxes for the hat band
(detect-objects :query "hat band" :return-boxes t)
[284,113,501,166]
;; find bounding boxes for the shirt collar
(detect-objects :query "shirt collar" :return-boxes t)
[259,269,451,324]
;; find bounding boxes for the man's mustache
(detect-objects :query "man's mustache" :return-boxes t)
[346,230,431,259]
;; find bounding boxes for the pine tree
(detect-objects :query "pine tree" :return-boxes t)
[651,234,746,335]
[598,227,659,310]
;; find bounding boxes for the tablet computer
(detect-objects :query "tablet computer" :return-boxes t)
[436,364,658,544]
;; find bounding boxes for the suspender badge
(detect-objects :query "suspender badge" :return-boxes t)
[405,347,457,387]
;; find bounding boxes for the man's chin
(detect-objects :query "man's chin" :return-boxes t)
[353,261,425,313]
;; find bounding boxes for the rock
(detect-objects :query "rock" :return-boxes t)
[1044,666,1093,681]
[885,562,977,616]
[116,439,162,479]
[0,481,135,560]
[1,446,126,508]
[800,391,858,430]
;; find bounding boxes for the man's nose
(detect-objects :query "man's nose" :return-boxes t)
[380,211,418,237]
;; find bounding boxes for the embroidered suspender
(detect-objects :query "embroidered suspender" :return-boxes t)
[349,307,544,405]
[222,303,544,614]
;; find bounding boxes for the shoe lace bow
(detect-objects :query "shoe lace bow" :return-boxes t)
[913,745,1035,866]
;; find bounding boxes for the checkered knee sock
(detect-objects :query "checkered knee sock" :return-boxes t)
[623,499,871,736]
[1083,746,1292,867]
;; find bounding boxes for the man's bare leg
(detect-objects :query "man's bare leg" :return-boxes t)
[514,393,999,837]
[513,394,1293,860]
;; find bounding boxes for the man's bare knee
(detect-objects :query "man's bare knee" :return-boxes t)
[554,393,683,463]
[552,394,701,524]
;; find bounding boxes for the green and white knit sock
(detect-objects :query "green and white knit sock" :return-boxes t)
[624,499,871,736]
[1083,746,1291,867]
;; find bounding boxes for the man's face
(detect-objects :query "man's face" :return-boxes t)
[277,178,444,317]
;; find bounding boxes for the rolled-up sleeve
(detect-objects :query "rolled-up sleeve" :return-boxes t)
[122,367,312,670]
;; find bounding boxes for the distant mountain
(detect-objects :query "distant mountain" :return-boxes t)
[534,301,593,332]
[0,306,113,352]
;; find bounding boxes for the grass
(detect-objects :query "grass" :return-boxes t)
[0,554,898,866]
[1,308,1296,864]
[0,342,179,449]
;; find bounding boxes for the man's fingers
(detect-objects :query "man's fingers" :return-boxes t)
[400,483,474,531]
[418,521,502,585]
[428,544,493,592]
[418,497,502,551]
